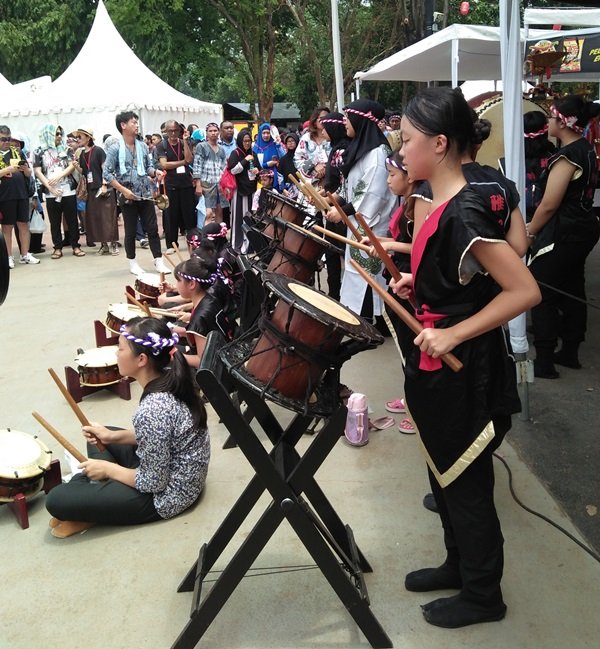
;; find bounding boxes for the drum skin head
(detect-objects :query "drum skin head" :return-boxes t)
[0,429,52,479]
[75,346,118,367]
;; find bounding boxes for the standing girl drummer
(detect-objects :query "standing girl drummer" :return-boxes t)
[390,87,540,628]
[526,95,600,378]
[45,317,210,538]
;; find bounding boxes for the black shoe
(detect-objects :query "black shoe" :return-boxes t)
[423,492,439,513]
[553,351,582,369]
[405,564,462,592]
[534,360,560,379]
[422,594,507,628]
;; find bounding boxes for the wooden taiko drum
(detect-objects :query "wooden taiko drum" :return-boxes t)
[74,347,121,387]
[0,429,52,502]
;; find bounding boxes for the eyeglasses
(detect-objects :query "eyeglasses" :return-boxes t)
[0,137,10,142]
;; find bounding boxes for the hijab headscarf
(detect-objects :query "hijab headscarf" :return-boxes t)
[321,112,350,193]
[252,123,281,190]
[236,128,252,153]
[341,99,388,177]
[38,123,66,153]
[279,132,299,185]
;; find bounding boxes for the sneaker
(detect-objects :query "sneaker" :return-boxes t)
[139,238,149,249]
[398,418,416,434]
[111,242,120,256]
[19,252,40,264]
[385,397,406,413]
[8,255,14,269]
[129,260,145,276]
[97,244,110,255]
[154,257,172,274]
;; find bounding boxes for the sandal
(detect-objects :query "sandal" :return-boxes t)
[398,418,416,435]
[51,248,63,259]
[73,248,86,257]
[385,398,406,413]
[369,416,396,431]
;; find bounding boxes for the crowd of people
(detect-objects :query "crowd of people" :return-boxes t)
[3,88,599,631]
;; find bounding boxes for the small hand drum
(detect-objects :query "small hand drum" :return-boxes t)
[220,272,383,415]
[0,429,52,502]
[134,273,161,305]
[74,346,121,387]
[105,303,146,335]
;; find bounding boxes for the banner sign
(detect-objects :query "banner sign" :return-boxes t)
[526,33,600,75]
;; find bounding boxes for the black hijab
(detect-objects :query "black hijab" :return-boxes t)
[236,128,252,153]
[279,132,299,183]
[321,112,350,193]
[341,99,388,177]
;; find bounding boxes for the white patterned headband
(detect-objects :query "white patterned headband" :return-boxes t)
[524,124,549,139]
[344,108,380,124]
[178,271,218,286]
[550,105,584,133]
[320,118,344,125]
[120,324,179,356]
[205,223,228,240]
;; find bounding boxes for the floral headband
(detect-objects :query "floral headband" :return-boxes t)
[524,124,549,139]
[345,107,380,124]
[120,324,179,356]
[550,105,584,133]
[187,234,201,249]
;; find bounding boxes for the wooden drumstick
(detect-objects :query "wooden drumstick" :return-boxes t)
[291,172,330,212]
[311,224,373,253]
[159,271,165,286]
[349,259,463,373]
[326,193,363,241]
[172,242,185,262]
[32,411,88,463]
[353,211,418,310]
[162,252,176,268]
[125,291,152,317]
[47,368,106,452]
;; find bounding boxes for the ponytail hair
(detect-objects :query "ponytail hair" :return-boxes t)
[123,317,207,429]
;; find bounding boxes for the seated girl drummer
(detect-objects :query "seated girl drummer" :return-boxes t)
[45,317,210,538]
[169,256,235,367]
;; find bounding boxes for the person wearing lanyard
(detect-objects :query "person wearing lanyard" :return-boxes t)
[156,121,194,252]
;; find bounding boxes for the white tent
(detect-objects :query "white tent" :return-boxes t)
[524,7,600,27]
[0,71,11,90]
[0,0,221,143]
[354,23,600,86]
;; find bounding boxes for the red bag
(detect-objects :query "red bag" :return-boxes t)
[219,166,237,201]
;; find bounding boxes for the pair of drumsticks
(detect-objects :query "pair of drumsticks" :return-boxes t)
[289,172,462,373]
[32,369,102,463]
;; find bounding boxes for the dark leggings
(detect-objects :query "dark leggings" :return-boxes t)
[45,442,160,525]
[46,195,79,250]
[164,186,196,249]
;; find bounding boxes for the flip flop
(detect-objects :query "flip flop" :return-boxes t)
[368,416,396,431]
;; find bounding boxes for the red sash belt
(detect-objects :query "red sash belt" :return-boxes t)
[415,304,447,371]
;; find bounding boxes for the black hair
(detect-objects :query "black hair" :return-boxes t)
[0,124,9,135]
[308,106,331,139]
[524,110,555,161]
[174,256,213,287]
[103,133,111,142]
[553,94,600,131]
[124,317,206,429]
[387,149,407,170]
[115,110,138,134]
[403,87,474,157]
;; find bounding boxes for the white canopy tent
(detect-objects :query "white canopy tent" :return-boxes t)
[524,6,600,27]
[0,71,12,90]
[0,0,221,144]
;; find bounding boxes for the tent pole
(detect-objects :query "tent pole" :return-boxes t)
[451,39,459,87]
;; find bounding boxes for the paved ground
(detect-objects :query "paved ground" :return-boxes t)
[509,243,600,556]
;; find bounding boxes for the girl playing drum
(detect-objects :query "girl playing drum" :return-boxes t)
[390,87,540,628]
[45,317,210,538]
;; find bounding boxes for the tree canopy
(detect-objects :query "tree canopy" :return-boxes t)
[0,0,563,120]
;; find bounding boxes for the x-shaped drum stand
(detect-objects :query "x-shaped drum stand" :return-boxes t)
[171,333,392,648]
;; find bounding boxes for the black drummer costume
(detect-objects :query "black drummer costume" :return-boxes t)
[404,185,520,614]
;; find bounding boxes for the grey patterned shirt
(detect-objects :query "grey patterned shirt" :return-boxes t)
[133,392,210,519]
[192,141,226,186]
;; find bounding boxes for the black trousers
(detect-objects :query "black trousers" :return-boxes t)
[428,424,508,607]
[121,199,161,259]
[46,195,79,250]
[45,442,160,525]
[164,185,196,249]
[530,234,599,350]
